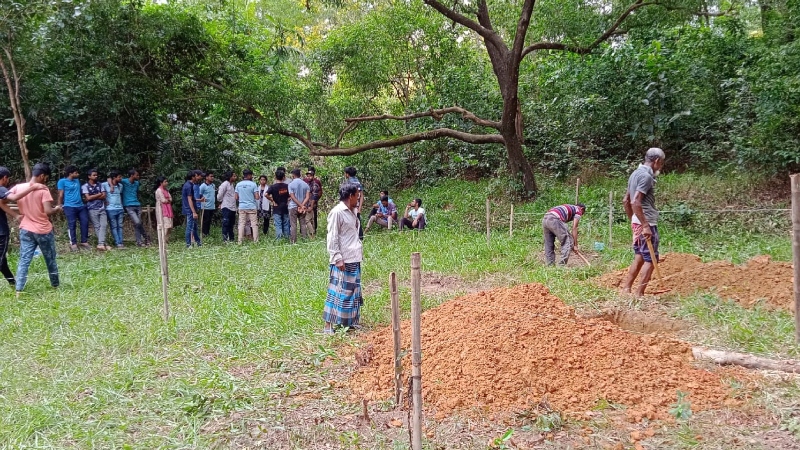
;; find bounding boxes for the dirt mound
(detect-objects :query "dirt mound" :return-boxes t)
[596,253,794,311]
[351,284,734,418]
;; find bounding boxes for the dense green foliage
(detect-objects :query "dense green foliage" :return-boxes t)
[1,0,798,196]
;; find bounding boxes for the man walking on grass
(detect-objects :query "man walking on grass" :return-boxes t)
[323,182,363,334]
[199,171,216,237]
[120,169,150,247]
[235,169,259,244]
[542,203,585,266]
[288,168,312,243]
[0,166,49,287]
[621,147,666,297]
[12,163,62,295]
[182,170,203,247]
[58,165,90,251]
[82,169,109,251]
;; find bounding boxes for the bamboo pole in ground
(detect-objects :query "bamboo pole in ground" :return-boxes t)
[485,199,491,244]
[791,174,800,342]
[390,271,402,405]
[575,178,581,204]
[410,253,422,450]
[157,224,170,321]
[509,204,514,237]
[608,191,614,249]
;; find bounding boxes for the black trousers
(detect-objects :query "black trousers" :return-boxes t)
[201,209,215,236]
[221,208,236,242]
[0,234,15,285]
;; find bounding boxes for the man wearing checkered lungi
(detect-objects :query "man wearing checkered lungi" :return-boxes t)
[323,182,364,334]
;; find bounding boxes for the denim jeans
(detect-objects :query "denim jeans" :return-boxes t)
[273,213,290,239]
[63,205,89,245]
[0,234,14,285]
[107,209,124,246]
[125,206,150,245]
[88,208,108,246]
[185,214,201,246]
[221,208,236,242]
[16,229,59,292]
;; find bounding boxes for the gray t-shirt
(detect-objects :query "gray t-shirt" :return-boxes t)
[627,164,658,225]
[288,178,310,210]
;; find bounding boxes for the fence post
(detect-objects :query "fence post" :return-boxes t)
[575,178,581,204]
[410,253,422,450]
[509,204,514,237]
[791,174,800,343]
[157,224,170,321]
[390,271,402,405]
[608,191,613,249]
[485,199,491,244]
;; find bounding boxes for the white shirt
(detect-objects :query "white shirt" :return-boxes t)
[217,180,237,211]
[327,201,363,265]
[410,207,425,221]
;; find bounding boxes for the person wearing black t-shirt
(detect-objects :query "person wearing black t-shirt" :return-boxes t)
[266,168,291,240]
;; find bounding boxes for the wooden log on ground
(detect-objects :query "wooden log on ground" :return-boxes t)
[692,347,800,373]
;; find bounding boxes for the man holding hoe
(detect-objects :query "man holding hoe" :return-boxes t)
[621,147,666,297]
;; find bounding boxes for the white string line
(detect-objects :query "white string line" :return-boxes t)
[513,208,791,216]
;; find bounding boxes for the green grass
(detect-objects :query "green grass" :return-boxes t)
[0,173,795,447]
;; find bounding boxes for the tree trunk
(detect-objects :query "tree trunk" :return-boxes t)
[502,128,537,198]
[0,47,31,179]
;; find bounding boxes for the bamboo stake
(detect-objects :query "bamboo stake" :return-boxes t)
[157,224,170,321]
[645,236,662,284]
[608,191,613,249]
[485,199,491,244]
[791,174,800,342]
[509,204,514,237]
[575,178,581,204]
[574,249,591,267]
[390,271,402,405]
[410,253,422,450]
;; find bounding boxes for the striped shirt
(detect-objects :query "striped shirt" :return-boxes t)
[547,204,582,222]
[327,201,363,265]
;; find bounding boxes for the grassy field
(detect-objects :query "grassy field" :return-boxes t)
[0,173,796,448]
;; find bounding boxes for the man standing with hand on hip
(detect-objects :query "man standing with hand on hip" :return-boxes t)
[621,147,666,297]
[323,182,363,334]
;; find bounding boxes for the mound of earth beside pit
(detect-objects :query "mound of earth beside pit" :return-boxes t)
[351,284,736,417]
[596,253,794,311]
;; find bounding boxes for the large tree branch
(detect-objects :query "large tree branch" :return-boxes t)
[277,128,504,157]
[344,106,501,129]
[511,0,537,62]
[422,0,508,52]
[187,75,265,120]
[521,1,657,58]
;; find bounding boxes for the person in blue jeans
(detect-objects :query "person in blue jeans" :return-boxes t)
[266,168,290,239]
[57,165,90,251]
[11,163,63,294]
[103,171,126,248]
[120,168,151,247]
[182,170,203,247]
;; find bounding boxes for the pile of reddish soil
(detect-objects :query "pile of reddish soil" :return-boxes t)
[351,284,734,418]
[596,253,794,311]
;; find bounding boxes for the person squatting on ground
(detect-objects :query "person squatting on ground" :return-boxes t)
[400,198,426,231]
[257,175,272,237]
[235,169,259,244]
[542,203,585,266]
[102,171,125,248]
[365,195,397,232]
[154,176,174,240]
[120,169,150,247]
[268,169,290,240]
[288,168,312,243]
[0,166,49,287]
[323,182,364,334]
[305,167,322,235]
[343,166,365,240]
[621,147,666,297]
[217,170,237,243]
[82,169,109,251]
[182,170,203,247]
[199,172,216,237]
[12,163,62,294]
[58,165,90,251]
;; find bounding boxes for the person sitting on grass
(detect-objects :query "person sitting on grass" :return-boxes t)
[368,190,392,218]
[542,203,585,266]
[12,163,62,296]
[400,198,426,231]
[365,195,397,232]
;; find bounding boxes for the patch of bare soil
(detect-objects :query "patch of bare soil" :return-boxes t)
[351,283,740,419]
[587,309,690,336]
[363,272,517,298]
[596,253,795,312]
